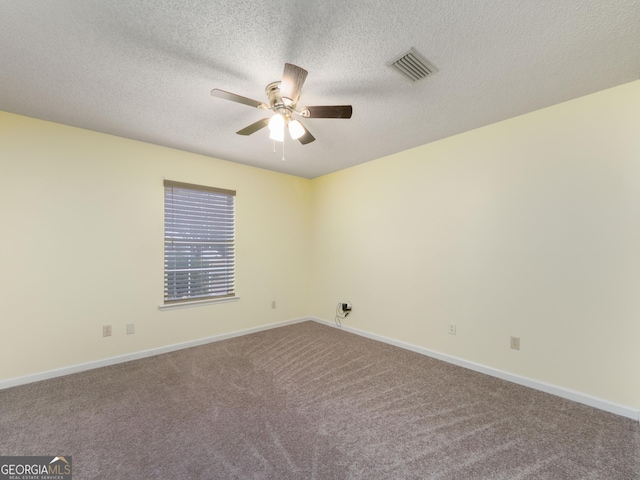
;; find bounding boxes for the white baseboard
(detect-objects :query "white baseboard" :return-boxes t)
[3,315,638,423]
[0,317,309,390]
[309,316,640,422]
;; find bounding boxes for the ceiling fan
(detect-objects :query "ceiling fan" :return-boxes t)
[211,63,352,145]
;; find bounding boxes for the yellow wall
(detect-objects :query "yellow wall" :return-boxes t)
[0,111,311,380]
[2,80,639,412]
[310,80,640,409]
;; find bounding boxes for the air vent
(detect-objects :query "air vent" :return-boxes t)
[387,48,437,82]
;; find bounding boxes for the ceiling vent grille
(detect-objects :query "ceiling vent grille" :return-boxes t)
[388,48,437,82]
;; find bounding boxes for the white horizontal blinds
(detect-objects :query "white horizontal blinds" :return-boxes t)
[164,180,236,304]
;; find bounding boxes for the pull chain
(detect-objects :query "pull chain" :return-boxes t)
[271,139,286,161]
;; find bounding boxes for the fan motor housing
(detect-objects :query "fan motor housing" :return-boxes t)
[266,81,296,117]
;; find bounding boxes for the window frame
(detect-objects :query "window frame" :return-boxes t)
[160,180,237,309]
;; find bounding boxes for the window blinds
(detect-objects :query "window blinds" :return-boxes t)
[164,180,236,303]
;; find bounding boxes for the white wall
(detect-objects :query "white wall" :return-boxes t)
[0,111,311,380]
[310,81,640,410]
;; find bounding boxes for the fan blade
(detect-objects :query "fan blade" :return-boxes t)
[236,118,269,135]
[211,88,267,109]
[280,63,308,105]
[297,121,315,145]
[300,105,353,119]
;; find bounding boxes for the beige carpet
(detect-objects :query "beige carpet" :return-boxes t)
[1,321,639,479]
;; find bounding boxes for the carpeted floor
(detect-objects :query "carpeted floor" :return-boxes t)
[1,321,639,479]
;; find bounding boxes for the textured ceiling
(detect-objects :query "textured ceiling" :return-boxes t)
[1,1,639,178]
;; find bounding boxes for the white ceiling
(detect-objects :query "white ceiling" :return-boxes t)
[1,1,639,179]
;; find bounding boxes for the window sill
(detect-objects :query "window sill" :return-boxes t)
[158,296,240,311]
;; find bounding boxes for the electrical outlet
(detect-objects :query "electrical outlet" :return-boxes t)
[102,325,112,337]
[126,323,135,335]
[510,336,520,350]
[448,323,456,335]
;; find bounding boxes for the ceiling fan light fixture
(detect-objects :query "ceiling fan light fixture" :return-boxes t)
[268,113,285,142]
[268,113,284,131]
[288,119,305,140]
[211,62,352,147]
[269,126,284,142]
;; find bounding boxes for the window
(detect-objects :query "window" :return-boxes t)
[163,180,235,305]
